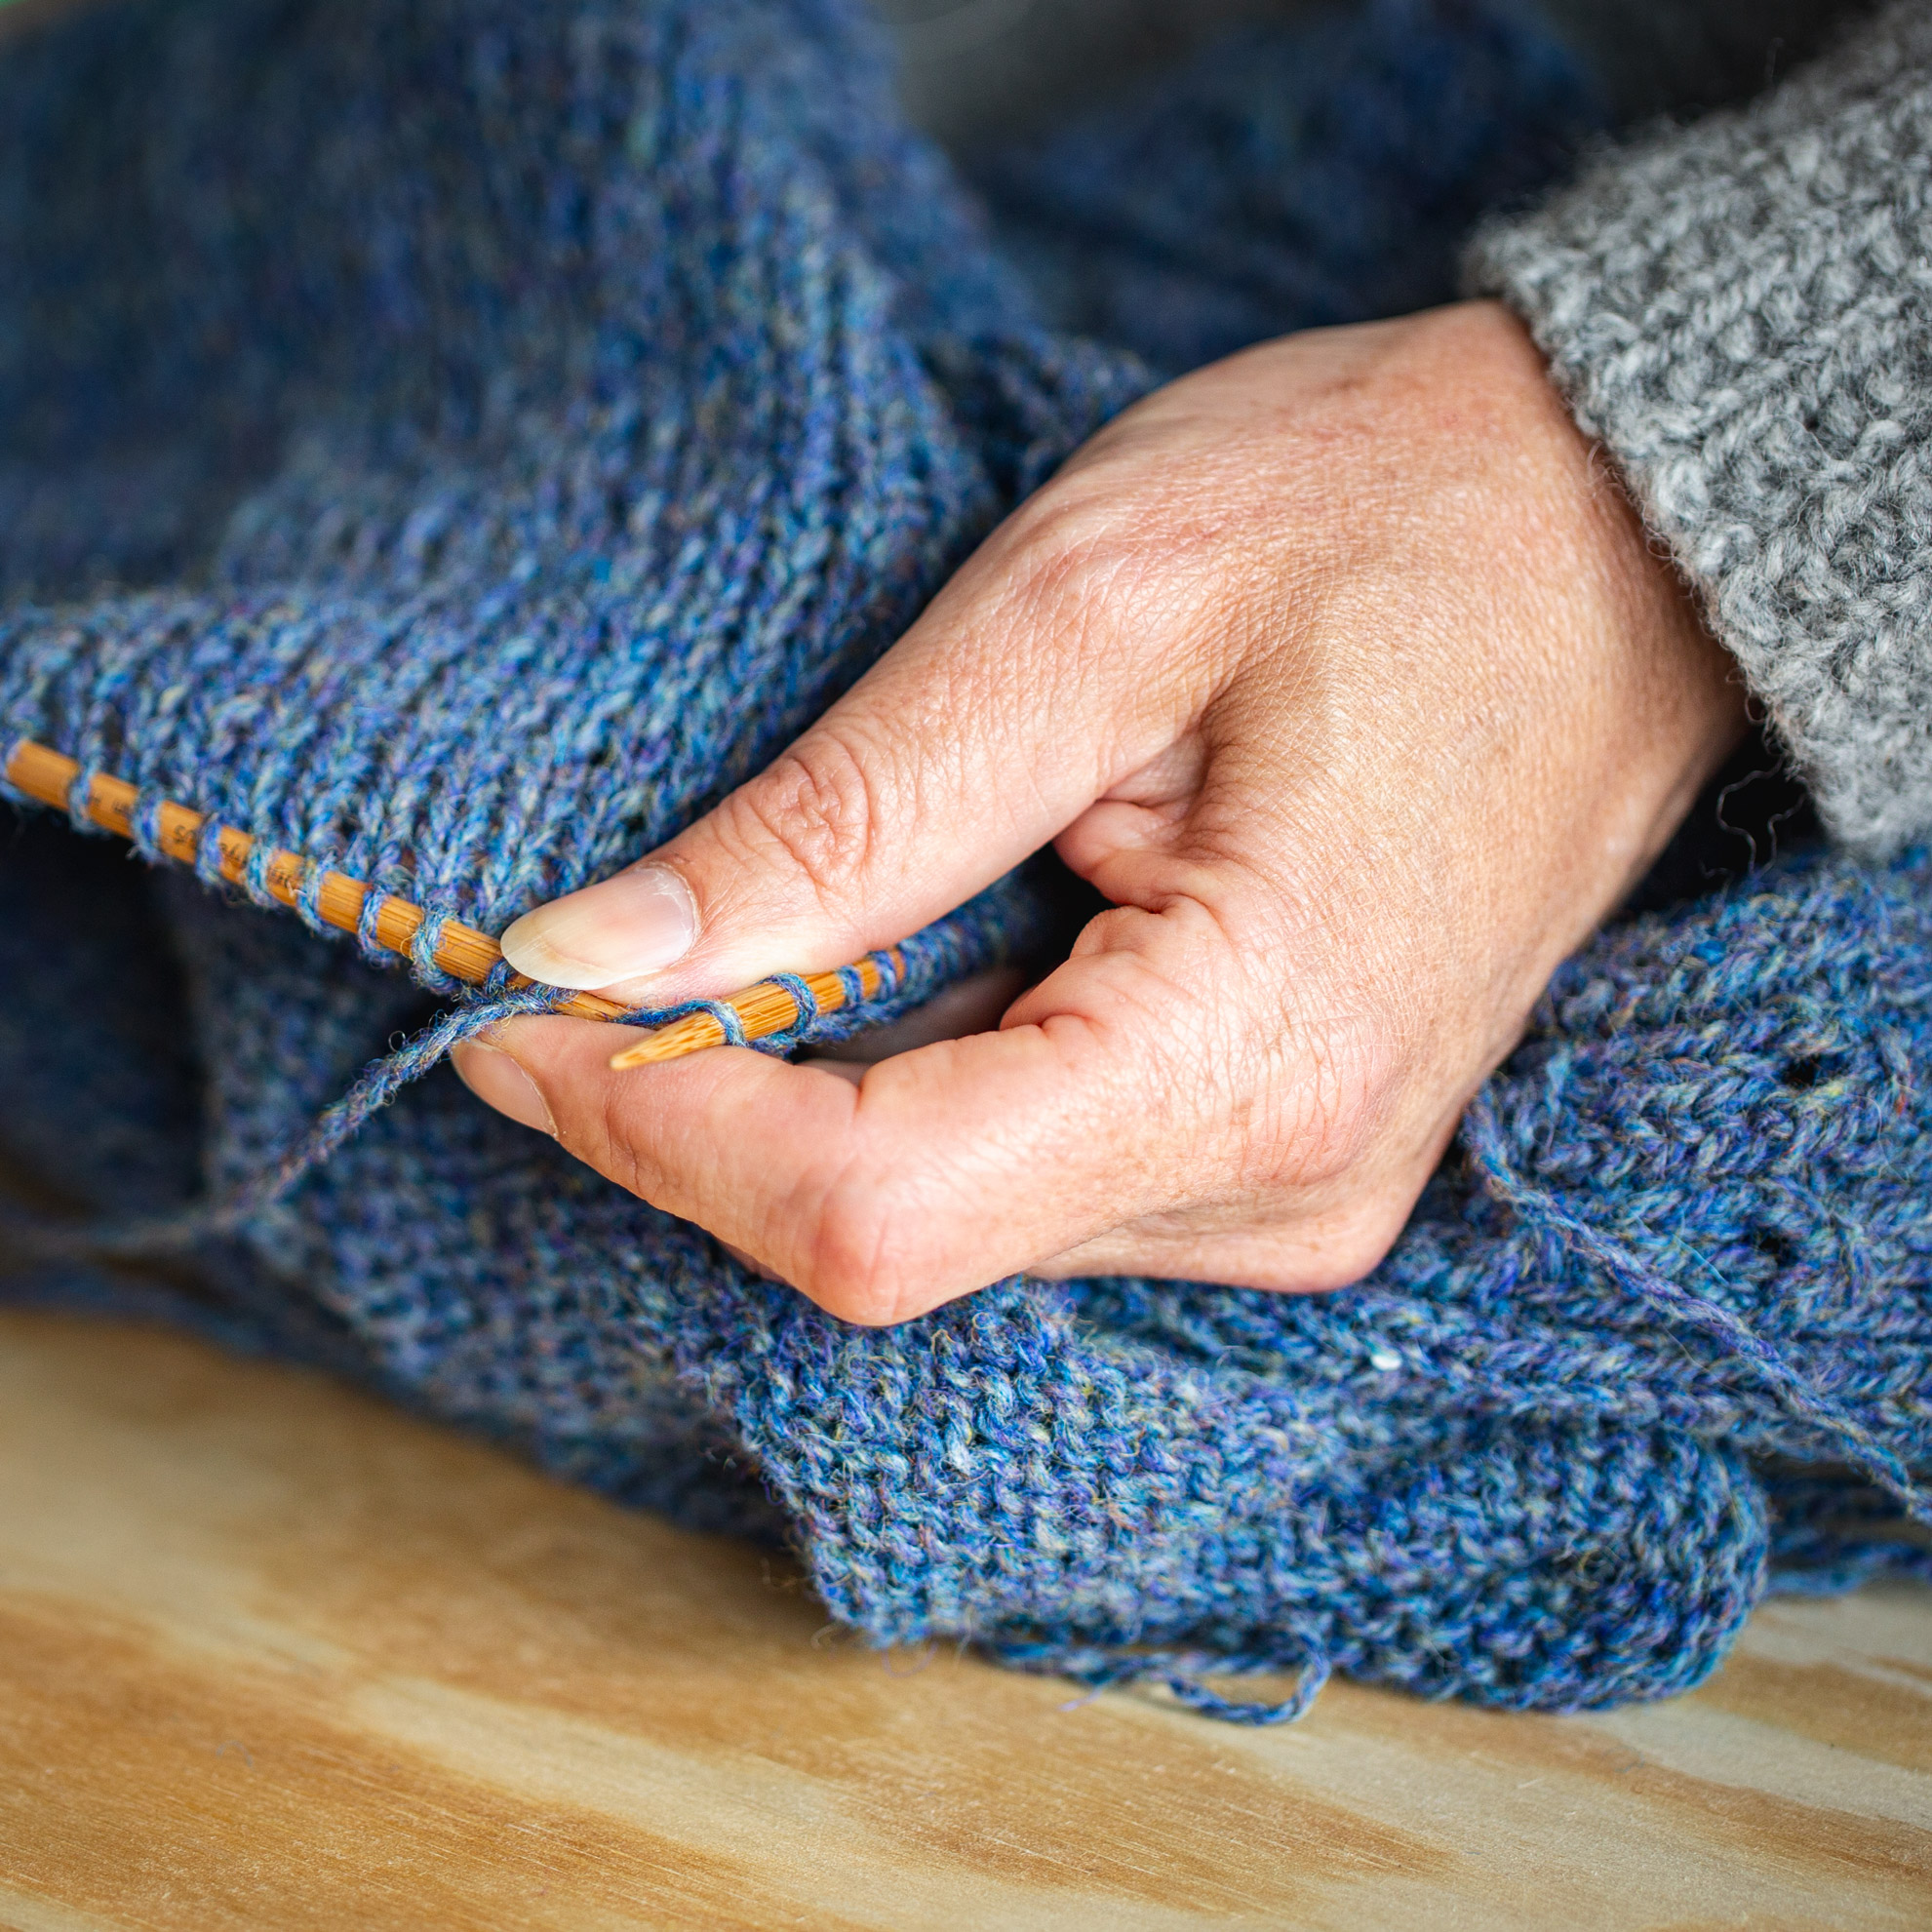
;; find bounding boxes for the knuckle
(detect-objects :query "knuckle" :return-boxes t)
[794,1169,920,1326]
[991,460,1217,658]
[580,1080,656,1204]
[1293,1190,1417,1291]
[718,729,887,914]
[1004,487,1168,634]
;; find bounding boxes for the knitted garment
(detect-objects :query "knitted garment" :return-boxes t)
[1472,0,1932,855]
[2,0,1928,1723]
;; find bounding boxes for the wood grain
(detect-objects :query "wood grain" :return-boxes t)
[0,1311,1925,1930]
[6,0,1927,1908]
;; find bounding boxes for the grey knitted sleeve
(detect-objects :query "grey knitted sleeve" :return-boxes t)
[1468,2,1932,854]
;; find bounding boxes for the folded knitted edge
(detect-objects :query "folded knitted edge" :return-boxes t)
[1466,0,1932,855]
[0,784,1066,1258]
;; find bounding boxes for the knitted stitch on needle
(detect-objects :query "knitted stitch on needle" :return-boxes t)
[2,0,1927,1723]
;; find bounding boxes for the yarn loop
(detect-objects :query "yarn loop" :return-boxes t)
[0,0,1923,1722]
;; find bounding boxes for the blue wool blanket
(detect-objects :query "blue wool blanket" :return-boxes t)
[2,0,1928,1722]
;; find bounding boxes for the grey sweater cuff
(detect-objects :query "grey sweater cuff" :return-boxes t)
[1469,2,1932,855]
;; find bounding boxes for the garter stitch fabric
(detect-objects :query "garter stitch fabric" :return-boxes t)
[2,0,1928,1722]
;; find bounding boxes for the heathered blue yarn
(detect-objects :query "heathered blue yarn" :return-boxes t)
[1,0,1925,1723]
[968,0,1607,373]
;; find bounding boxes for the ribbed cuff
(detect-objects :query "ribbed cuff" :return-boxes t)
[1468,2,1932,854]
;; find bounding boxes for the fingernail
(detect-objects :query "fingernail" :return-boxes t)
[500,864,698,991]
[451,1041,556,1135]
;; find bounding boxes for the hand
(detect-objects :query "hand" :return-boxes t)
[451,301,1745,1324]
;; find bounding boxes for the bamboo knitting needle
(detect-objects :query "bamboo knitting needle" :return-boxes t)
[4,737,895,1061]
[606,948,903,1068]
[3,738,629,1019]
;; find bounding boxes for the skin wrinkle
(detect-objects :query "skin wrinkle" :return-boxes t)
[18,0,1930,1723]
[717,1072,866,1274]
[471,301,1748,1317]
[1059,885,1400,1220]
[1000,514,1214,769]
[592,1066,663,1210]
[788,998,1167,1307]
[712,734,896,942]
[702,508,1181,989]
[843,1036,1109,1308]
[786,1132,904,1322]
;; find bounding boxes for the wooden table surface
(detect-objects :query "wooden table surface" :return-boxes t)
[0,1310,1926,1931]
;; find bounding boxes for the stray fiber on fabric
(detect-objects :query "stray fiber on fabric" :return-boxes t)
[1,0,1926,1722]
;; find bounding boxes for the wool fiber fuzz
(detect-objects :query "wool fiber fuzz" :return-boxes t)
[1473,0,1932,854]
[1,0,1927,1719]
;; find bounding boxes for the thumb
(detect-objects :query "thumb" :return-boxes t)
[499,523,1173,1001]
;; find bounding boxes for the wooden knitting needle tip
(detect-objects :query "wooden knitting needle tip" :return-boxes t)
[4,735,904,1067]
[609,951,904,1068]
[1,737,635,1021]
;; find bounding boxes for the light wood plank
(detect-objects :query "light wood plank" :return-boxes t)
[0,1310,1925,1930]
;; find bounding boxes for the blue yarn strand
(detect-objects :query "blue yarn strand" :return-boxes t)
[1466,1093,1932,1525]
[0,0,1919,1728]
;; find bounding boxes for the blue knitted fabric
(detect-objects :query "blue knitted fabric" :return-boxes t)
[3,0,1927,1723]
